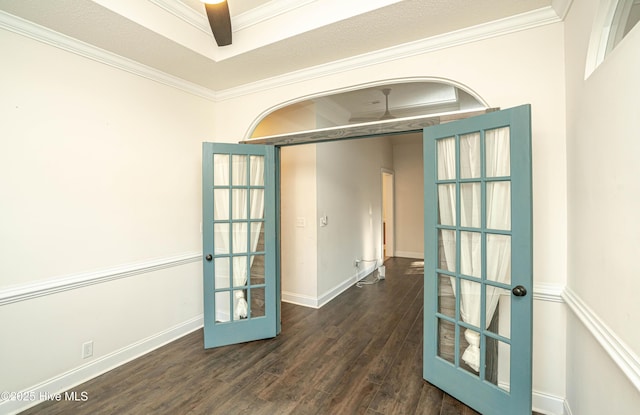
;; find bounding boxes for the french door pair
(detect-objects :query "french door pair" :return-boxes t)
[202,105,532,414]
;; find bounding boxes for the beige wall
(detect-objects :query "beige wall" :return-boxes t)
[564,0,640,413]
[391,134,424,259]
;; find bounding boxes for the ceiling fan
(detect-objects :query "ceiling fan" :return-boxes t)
[202,0,232,46]
[348,88,397,122]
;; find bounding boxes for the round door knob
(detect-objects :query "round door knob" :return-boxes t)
[205,254,213,262]
[512,285,527,297]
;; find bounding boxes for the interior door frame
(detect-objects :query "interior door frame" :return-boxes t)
[266,109,498,328]
[381,168,395,259]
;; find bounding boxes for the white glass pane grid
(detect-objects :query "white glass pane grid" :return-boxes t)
[434,128,512,386]
[212,153,266,323]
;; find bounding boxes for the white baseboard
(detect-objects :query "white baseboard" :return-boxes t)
[0,315,203,415]
[282,263,379,309]
[393,251,424,259]
[564,399,574,415]
[281,291,320,308]
[533,390,567,415]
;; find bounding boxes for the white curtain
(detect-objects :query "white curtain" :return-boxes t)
[214,155,265,321]
[437,128,511,372]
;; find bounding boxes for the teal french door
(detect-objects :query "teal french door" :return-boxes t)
[202,143,278,348]
[423,105,533,414]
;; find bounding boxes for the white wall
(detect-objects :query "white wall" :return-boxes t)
[392,134,424,259]
[280,145,318,302]
[0,28,214,405]
[564,0,640,413]
[281,137,393,307]
[316,137,393,297]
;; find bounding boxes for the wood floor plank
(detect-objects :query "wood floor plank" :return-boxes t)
[365,283,424,384]
[367,334,424,414]
[414,382,445,415]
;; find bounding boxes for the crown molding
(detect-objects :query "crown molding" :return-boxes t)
[2,4,563,104]
[148,0,211,34]
[233,0,317,31]
[0,9,218,102]
[216,6,562,101]
[551,0,574,20]
[148,0,317,34]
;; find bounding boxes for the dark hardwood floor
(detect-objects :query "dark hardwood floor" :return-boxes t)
[21,258,535,415]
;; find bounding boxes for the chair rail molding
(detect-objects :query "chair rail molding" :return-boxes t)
[562,287,640,392]
[0,252,202,306]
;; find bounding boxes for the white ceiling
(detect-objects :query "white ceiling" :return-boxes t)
[0,0,560,93]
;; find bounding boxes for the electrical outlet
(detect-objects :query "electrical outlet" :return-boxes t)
[82,341,93,359]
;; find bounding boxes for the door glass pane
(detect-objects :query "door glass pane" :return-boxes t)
[214,257,230,289]
[213,189,229,220]
[460,328,481,377]
[485,333,499,385]
[487,234,511,284]
[486,127,510,177]
[250,155,264,186]
[460,132,481,179]
[232,223,248,253]
[460,280,481,328]
[233,290,247,320]
[250,255,265,285]
[438,184,456,226]
[250,287,266,318]
[437,137,456,180]
[438,229,456,272]
[215,291,230,323]
[214,223,229,254]
[486,181,511,230]
[460,232,481,278]
[460,182,481,228]
[213,154,229,186]
[437,318,456,365]
[493,340,511,392]
[250,189,265,219]
[232,256,248,288]
[232,155,248,186]
[486,286,511,339]
[251,222,264,252]
[438,274,456,318]
[232,189,248,219]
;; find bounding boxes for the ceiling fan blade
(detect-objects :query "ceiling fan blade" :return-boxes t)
[204,2,232,46]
